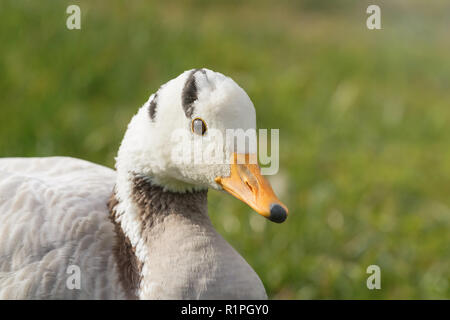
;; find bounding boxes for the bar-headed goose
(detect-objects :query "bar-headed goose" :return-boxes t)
[0,68,288,299]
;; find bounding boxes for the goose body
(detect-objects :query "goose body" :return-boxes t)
[0,69,287,299]
[0,157,124,299]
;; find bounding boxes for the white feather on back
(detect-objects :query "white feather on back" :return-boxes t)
[0,157,125,299]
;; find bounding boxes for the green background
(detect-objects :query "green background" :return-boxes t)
[1,0,449,299]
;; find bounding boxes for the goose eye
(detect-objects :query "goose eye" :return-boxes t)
[191,118,207,135]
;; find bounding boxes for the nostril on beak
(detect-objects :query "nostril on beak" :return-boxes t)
[269,203,287,223]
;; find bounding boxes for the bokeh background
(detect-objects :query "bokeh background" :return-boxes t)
[1,0,449,299]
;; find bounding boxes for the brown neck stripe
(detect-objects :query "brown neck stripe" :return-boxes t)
[108,175,208,299]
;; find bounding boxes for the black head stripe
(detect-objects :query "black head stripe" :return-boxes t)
[148,93,158,121]
[182,69,202,118]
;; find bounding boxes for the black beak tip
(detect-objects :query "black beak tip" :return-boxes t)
[269,204,287,223]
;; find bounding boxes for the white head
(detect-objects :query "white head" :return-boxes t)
[116,68,288,223]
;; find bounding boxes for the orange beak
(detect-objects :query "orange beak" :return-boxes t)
[215,153,288,223]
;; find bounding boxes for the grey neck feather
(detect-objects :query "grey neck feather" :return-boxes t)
[109,174,267,300]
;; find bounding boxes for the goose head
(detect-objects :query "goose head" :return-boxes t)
[116,68,288,223]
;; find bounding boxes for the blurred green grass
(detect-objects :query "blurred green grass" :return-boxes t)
[1,0,449,299]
